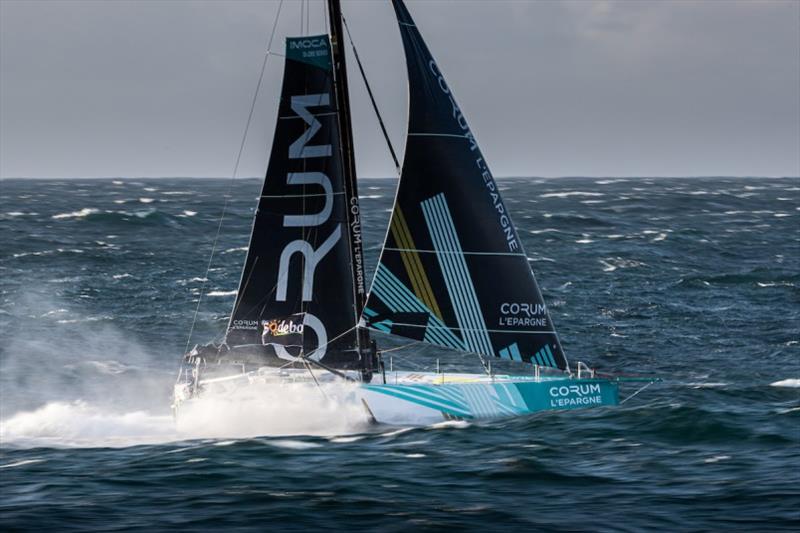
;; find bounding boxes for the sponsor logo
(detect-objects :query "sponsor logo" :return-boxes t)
[273,93,339,362]
[289,38,327,50]
[549,383,603,408]
[349,197,365,295]
[427,59,519,252]
[499,302,549,327]
[262,319,304,337]
[230,319,258,330]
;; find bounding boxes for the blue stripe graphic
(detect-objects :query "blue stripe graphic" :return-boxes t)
[370,264,464,350]
[421,194,494,357]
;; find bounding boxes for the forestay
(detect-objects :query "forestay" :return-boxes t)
[363,0,568,370]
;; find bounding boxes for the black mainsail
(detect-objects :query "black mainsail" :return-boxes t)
[363,0,568,370]
[225,34,362,370]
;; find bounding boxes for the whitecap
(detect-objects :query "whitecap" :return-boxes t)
[223,246,248,254]
[207,290,237,297]
[112,180,124,185]
[52,207,99,219]
[139,198,155,203]
[594,179,627,185]
[575,238,594,244]
[428,420,470,430]
[704,455,731,463]
[770,379,800,388]
[540,191,604,198]
[113,273,132,279]
[686,382,729,388]
[0,459,45,469]
[182,210,197,216]
[268,439,323,450]
[328,435,364,444]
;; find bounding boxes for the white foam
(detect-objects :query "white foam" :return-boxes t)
[0,459,45,469]
[770,379,800,388]
[182,210,197,216]
[52,208,99,219]
[223,247,248,254]
[206,290,237,297]
[139,198,155,203]
[268,439,323,450]
[540,191,604,198]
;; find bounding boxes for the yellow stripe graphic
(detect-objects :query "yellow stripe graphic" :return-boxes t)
[390,208,442,319]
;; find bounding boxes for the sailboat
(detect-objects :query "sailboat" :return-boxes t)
[173,0,656,425]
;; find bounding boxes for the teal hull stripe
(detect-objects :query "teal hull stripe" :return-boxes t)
[422,194,493,357]
[499,347,510,359]
[363,380,620,419]
[365,386,472,417]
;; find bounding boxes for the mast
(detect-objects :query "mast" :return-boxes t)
[327,0,373,374]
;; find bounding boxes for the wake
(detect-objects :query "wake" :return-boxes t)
[1,382,372,448]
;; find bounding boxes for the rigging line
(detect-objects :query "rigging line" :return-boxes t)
[378,341,422,354]
[301,357,330,400]
[184,0,285,353]
[620,381,655,404]
[341,15,401,174]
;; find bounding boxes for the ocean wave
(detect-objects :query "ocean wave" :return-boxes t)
[52,207,100,219]
[206,290,237,297]
[540,191,605,198]
[770,379,800,388]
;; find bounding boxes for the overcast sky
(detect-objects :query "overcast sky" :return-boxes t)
[1,0,798,179]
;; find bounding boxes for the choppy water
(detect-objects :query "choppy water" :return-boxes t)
[1,177,798,531]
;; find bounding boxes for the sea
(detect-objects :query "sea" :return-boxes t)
[1,177,798,531]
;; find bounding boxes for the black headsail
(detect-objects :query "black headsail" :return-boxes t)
[225,34,362,370]
[363,0,568,370]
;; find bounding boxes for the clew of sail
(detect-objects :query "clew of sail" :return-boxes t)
[363,0,568,370]
[225,35,361,370]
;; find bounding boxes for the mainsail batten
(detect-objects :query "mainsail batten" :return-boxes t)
[225,34,361,370]
[363,0,568,370]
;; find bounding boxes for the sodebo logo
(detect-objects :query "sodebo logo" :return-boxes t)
[264,320,304,337]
